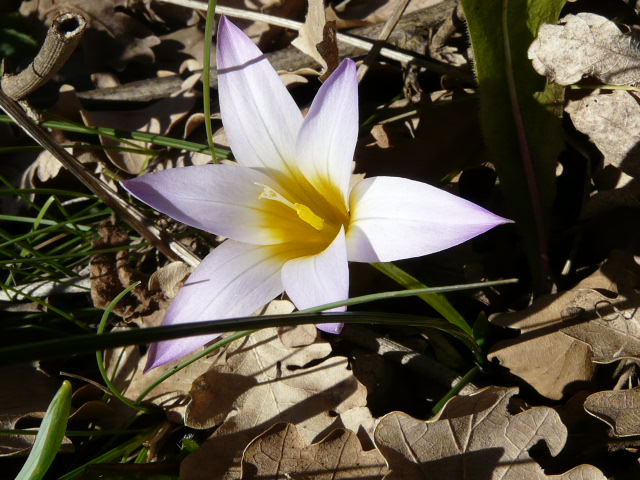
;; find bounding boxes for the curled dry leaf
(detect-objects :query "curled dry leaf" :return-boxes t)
[529,13,640,86]
[148,261,192,299]
[374,386,605,480]
[490,251,640,400]
[241,423,386,480]
[180,327,370,480]
[584,388,640,437]
[566,90,640,178]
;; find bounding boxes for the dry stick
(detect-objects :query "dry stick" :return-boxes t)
[357,0,413,82]
[0,90,201,268]
[1,12,87,100]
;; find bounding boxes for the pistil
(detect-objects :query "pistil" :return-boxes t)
[257,183,325,231]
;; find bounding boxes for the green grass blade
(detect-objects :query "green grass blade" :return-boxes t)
[0,279,518,365]
[461,0,566,290]
[0,115,230,158]
[95,282,148,412]
[372,262,474,336]
[15,380,72,480]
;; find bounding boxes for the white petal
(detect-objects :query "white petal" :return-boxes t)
[122,164,300,245]
[295,59,358,206]
[217,17,303,173]
[346,176,511,262]
[282,227,348,334]
[146,240,287,369]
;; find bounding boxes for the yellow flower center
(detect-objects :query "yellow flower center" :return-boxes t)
[257,183,325,231]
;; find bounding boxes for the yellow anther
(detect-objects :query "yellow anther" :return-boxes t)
[294,203,324,230]
[256,183,325,231]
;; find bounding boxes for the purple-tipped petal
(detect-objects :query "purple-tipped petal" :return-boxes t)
[295,59,358,206]
[146,240,287,369]
[121,164,307,245]
[281,228,348,335]
[217,17,303,173]
[346,176,511,263]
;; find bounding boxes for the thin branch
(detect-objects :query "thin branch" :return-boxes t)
[2,12,87,100]
[0,90,201,267]
[357,0,413,82]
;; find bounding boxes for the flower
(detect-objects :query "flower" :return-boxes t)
[122,17,510,370]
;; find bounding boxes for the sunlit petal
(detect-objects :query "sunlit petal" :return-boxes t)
[295,59,358,207]
[146,240,287,369]
[282,228,348,334]
[122,164,304,245]
[217,16,303,173]
[346,176,511,262]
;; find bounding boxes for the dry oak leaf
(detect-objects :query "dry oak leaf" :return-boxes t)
[489,251,640,399]
[374,386,605,480]
[180,327,369,480]
[241,423,386,479]
[584,388,640,437]
[566,90,640,178]
[529,12,640,86]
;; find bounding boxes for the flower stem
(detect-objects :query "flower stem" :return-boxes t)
[202,0,219,163]
[429,365,480,417]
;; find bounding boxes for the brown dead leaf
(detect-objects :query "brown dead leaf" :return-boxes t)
[584,388,640,437]
[529,13,640,86]
[0,364,61,456]
[241,423,386,480]
[180,327,368,480]
[374,386,605,479]
[291,0,338,77]
[90,223,161,319]
[489,251,640,400]
[81,92,195,174]
[566,90,640,178]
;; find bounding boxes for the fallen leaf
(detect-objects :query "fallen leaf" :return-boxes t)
[291,0,338,76]
[529,12,640,86]
[20,0,160,70]
[241,423,386,479]
[180,327,368,480]
[374,386,606,479]
[489,251,640,399]
[566,90,640,178]
[584,388,640,437]
[148,261,192,299]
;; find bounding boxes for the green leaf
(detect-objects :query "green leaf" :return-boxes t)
[16,380,72,480]
[461,0,566,289]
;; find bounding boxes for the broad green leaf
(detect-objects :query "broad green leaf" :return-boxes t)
[461,0,566,290]
[16,380,72,480]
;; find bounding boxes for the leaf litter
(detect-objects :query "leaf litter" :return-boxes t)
[7,0,640,478]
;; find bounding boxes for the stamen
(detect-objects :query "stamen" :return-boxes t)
[256,183,325,231]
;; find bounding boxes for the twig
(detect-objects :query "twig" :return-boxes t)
[1,12,87,100]
[0,90,201,267]
[357,0,413,82]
